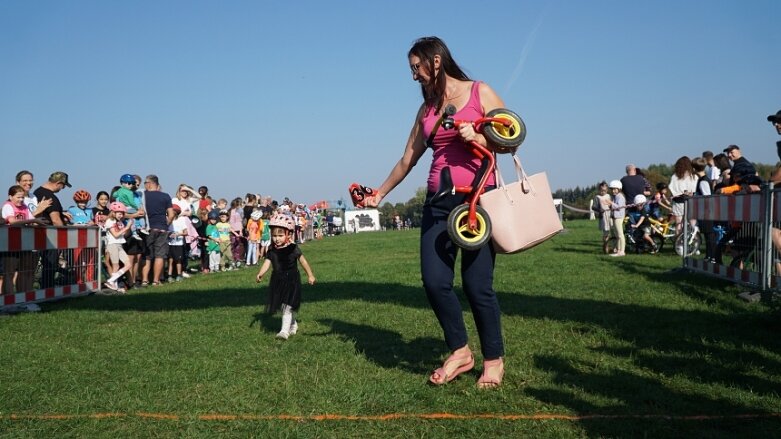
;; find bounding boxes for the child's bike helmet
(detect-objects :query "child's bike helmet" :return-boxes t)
[120,174,136,184]
[207,209,220,220]
[109,201,127,213]
[250,210,263,221]
[608,180,623,190]
[633,194,647,204]
[73,189,91,203]
[268,213,295,232]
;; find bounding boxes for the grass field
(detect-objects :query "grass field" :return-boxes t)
[1,219,780,438]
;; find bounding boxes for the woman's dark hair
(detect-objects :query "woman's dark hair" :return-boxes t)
[8,185,24,196]
[109,186,121,202]
[673,156,693,179]
[408,36,471,114]
[713,153,731,171]
[656,182,667,191]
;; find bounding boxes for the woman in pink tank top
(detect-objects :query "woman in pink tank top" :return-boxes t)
[364,36,509,388]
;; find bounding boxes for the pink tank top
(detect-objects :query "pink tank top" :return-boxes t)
[421,81,496,193]
[3,201,31,222]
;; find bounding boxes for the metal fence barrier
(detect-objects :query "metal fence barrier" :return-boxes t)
[0,226,101,310]
[683,183,777,301]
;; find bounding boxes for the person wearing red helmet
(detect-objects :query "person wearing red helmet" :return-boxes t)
[67,189,93,226]
[255,213,316,340]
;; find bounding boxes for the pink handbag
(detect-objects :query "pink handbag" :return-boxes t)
[479,154,562,254]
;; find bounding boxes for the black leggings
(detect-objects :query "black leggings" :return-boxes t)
[420,192,504,359]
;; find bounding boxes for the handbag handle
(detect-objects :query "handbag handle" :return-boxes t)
[494,154,534,194]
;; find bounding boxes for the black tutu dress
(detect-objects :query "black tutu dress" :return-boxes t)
[265,244,303,313]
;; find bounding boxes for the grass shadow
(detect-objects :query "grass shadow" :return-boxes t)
[313,318,446,374]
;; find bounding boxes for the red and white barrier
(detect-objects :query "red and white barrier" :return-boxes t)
[0,226,97,252]
[684,186,774,298]
[687,193,764,223]
[684,258,761,286]
[0,226,100,310]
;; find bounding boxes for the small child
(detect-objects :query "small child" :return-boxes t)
[104,202,132,291]
[651,182,672,220]
[92,191,111,230]
[246,210,262,266]
[256,214,316,340]
[113,174,143,240]
[67,190,94,225]
[259,209,271,259]
[628,194,659,253]
[205,209,222,272]
[216,209,235,270]
[229,198,245,267]
[195,208,211,273]
[607,180,626,257]
[167,205,188,282]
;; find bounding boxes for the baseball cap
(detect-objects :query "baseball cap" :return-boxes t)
[50,171,72,188]
[723,144,740,153]
[768,110,781,124]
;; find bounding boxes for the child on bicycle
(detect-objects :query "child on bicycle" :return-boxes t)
[651,182,673,220]
[628,194,659,253]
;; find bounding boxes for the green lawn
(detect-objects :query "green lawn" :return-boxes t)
[1,220,780,438]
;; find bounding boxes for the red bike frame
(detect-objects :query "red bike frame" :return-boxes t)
[444,115,514,231]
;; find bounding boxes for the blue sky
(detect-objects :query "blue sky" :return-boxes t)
[1,1,779,207]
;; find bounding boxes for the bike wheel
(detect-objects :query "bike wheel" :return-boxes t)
[484,108,526,154]
[675,233,701,256]
[446,204,492,251]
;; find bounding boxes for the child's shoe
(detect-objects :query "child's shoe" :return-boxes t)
[167,277,175,283]
[275,331,289,340]
[181,272,191,279]
[131,231,143,241]
[289,321,298,335]
[107,271,122,283]
[175,276,183,282]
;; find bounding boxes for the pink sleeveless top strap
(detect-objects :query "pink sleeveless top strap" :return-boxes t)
[420,81,496,193]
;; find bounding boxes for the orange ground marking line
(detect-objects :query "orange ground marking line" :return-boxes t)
[3,412,781,422]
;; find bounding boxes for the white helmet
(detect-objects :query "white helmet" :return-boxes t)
[250,210,263,221]
[634,194,647,204]
[608,180,622,190]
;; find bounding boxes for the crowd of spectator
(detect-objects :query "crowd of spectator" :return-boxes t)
[0,172,332,294]
[593,108,781,260]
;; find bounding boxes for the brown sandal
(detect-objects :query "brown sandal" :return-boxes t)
[429,349,474,385]
[477,358,504,389]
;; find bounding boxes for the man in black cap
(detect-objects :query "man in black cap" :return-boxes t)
[33,171,71,288]
[723,145,756,185]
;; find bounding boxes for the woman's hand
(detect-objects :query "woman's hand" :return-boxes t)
[364,192,383,208]
[458,122,478,143]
